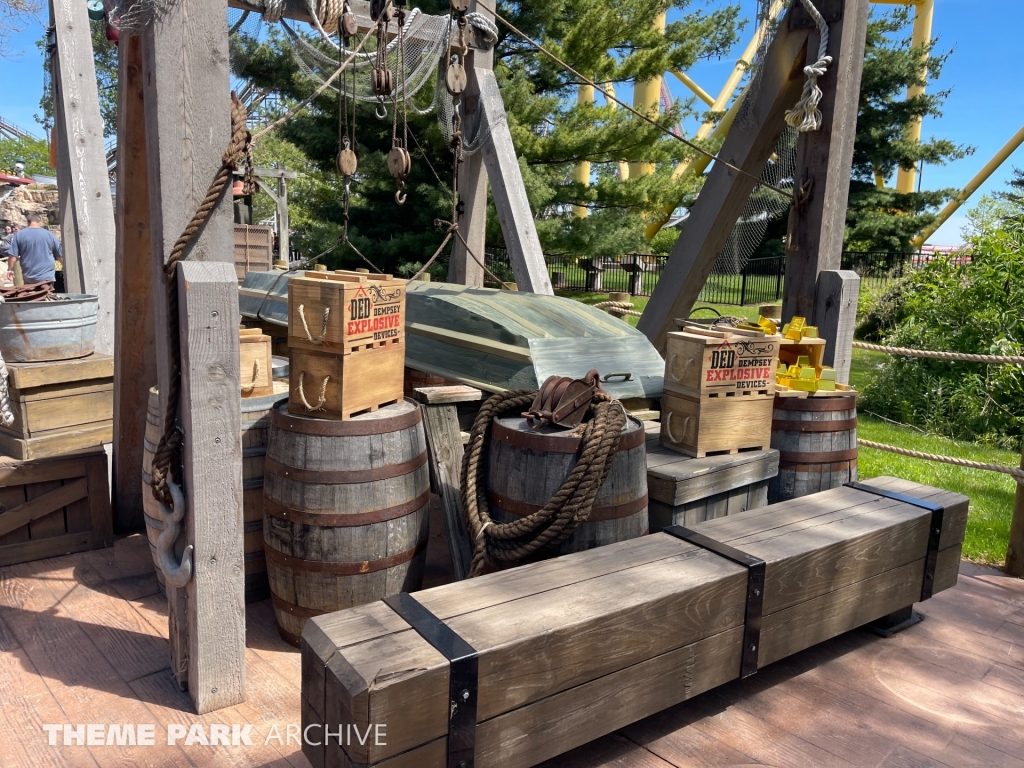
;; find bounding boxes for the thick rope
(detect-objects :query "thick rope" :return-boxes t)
[858,440,1024,486]
[150,94,251,507]
[251,0,286,22]
[785,0,832,132]
[306,0,343,35]
[0,349,14,428]
[241,358,261,395]
[852,341,1024,366]
[298,304,330,344]
[461,390,627,577]
[466,12,499,49]
[594,300,642,318]
[297,371,330,411]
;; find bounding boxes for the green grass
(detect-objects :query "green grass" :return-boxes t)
[561,292,1020,566]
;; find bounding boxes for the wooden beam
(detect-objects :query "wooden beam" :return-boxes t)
[448,1,491,288]
[50,0,117,355]
[1007,452,1024,578]
[143,0,245,713]
[112,33,157,534]
[178,260,246,713]
[781,0,870,321]
[413,385,482,580]
[636,7,810,354]
[812,269,859,385]
[478,69,553,295]
[228,0,472,52]
[277,169,290,261]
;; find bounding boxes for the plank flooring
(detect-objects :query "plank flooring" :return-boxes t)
[1,504,1022,768]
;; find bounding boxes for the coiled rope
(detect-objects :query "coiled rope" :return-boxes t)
[785,0,832,132]
[0,350,14,428]
[852,341,1024,366]
[149,94,252,507]
[461,390,627,577]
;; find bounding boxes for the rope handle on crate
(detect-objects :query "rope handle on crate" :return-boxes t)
[297,371,331,412]
[298,304,331,345]
[663,411,691,446]
[241,358,262,395]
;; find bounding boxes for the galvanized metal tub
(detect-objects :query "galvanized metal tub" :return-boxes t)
[0,294,99,362]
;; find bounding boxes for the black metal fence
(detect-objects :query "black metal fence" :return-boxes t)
[480,248,922,306]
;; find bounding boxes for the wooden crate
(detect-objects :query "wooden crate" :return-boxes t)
[287,270,406,354]
[239,328,274,398]
[302,478,966,768]
[0,449,112,567]
[234,224,274,281]
[288,343,405,420]
[0,355,113,461]
[664,328,780,399]
[660,391,772,458]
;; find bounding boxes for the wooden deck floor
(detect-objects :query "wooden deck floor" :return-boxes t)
[2,529,1023,767]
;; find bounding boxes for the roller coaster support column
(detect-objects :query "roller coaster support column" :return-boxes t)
[629,10,666,180]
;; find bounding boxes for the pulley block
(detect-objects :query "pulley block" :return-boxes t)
[372,68,394,97]
[340,12,358,36]
[445,60,468,96]
[337,148,359,177]
[370,0,393,22]
[449,0,470,13]
[387,145,412,181]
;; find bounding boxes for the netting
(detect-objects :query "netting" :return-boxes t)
[106,0,172,33]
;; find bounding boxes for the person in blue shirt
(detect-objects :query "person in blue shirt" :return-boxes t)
[7,213,62,287]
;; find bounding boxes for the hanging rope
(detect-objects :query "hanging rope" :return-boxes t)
[858,440,1024,486]
[461,390,627,577]
[149,94,252,507]
[241,358,262,395]
[784,0,832,132]
[852,341,1024,366]
[297,371,330,411]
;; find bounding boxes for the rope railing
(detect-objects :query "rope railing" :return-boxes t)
[852,341,1024,366]
[850,342,1024,485]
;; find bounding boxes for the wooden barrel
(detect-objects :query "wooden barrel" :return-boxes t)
[486,415,648,557]
[768,395,858,503]
[263,398,429,647]
[142,383,288,599]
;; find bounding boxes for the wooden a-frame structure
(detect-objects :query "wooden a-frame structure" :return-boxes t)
[45,0,871,714]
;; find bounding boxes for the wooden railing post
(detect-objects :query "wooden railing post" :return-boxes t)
[1006,451,1024,577]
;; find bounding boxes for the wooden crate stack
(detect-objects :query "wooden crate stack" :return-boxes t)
[302,477,966,768]
[239,327,274,398]
[0,355,114,461]
[286,270,406,419]
[660,324,781,457]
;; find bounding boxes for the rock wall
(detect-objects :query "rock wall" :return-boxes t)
[0,184,60,230]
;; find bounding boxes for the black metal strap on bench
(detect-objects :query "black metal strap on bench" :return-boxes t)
[663,525,765,679]
[383,592,478,768]
[845,482,945,601]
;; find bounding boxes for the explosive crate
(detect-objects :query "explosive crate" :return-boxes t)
[660,324,781,457]
[286,270,407,419]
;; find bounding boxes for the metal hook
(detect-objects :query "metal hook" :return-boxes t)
[395,184,407,205]
[375,101,388,120]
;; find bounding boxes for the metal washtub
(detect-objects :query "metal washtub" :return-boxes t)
[0,294,99,362]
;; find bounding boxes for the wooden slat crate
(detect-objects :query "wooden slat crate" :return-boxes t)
[660,391,773,458]
[287,270,406,354]
[302,477,966,768]
[0,355,114,461]
[234,224,274,281]
[645,424,779,531]
[239,328,274,398]
[664,328,780,399]
[288,344,405,420]
[0,449,113,567]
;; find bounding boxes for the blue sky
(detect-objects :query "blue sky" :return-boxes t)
[2,0,1021,245]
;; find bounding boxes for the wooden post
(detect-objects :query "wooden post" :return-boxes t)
[177,261,246,711]
[277,165,290,261]
[812,269,860,385]
[636,7,811,354]
[112,33,157,533]
[478,69,553,295]
[50,0,117,355]
[143,0,245,713]
[1006,451,1024,578]
[781,0,870,321]
[413,385,482,580]
[448,6,491,288]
